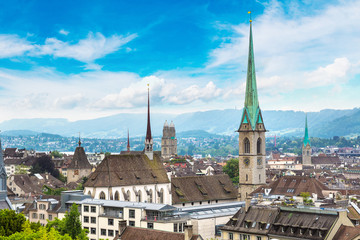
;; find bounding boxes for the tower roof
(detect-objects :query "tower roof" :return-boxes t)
[68,146,92,170]
[170,121,175,128]
[239,18,263,130]
[164,120,169,127]
[146,87,152,141]
[127,129,130,151]
[303,114,311,147]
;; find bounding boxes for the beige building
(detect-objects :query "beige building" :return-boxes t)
[67,140,92,184]
[237,20,266,201]
[27,198,61,226]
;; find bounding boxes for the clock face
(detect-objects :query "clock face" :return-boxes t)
[244,158,250,166]
[257,158,262,165]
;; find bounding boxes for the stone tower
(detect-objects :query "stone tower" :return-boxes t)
[237,18,266,201]
[145,86,153,160]
[67,137,92,184]
[302,114,312,165]
[0,136,6,191]
[161,120,177,159]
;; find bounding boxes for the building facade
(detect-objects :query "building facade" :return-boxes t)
[237,19,266,201]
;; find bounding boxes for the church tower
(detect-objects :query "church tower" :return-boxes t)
[0,135,6,191]
[145,85,153,160]
[161,120,177,159]
[302,114,312,165]
[237,16,266,201]
[127,129,130,152]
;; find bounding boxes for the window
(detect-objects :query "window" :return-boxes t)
[100,191,106,200]
[108,230,114,237]
[84,206,89,212]
[243,235,250,240]
[179,223,183,232]
[84,216,89,223]
[129,221,135,226]
[90,228,96,235]
[252,222,257,228]
[91,217,96,224]
[244,138,250,153]
[32,213,37,219]
[84,227,89,231]
[174,223,178,232]
[257,237,262,240]
[147,189,152,203]
[265,223,270,229]
[39,214,45,220]
[246,174,248,181]
[129,209,135,218]
[159,189,164,204]
[114,191,119,201]
[257,138,262,154]
[48,215,52,221]
[137,190,142,202]
[108,219,114,226]
[147,223,154,229]
[101,229,106,236]
[229,233,233,240]
[127,190,131,201]
[91,206,96,213]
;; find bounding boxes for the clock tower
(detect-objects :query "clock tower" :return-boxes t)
[237,16,266,201]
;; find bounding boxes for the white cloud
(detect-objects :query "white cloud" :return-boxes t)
[0,34,34,58]
[0,32,137,69]
[59,29,69,35]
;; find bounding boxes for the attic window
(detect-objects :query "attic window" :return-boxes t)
[151,172,157,178]
[265,223,270,230]
[134,174,140,179]
[287,189,294,193]
[195,182,208,196]
[251,222,256,228]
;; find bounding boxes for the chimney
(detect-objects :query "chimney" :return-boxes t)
[118,220,127,236]
[245,196,251,212]
[184,225,193,240]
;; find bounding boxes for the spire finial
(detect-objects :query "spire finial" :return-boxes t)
[248,11,252,23]
[78,132,81,147]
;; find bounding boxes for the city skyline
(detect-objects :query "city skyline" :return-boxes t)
[0,0,359,122]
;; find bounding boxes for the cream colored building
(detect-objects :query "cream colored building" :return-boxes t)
[28,198,60,226]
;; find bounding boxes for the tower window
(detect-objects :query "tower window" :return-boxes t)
[244,138,250,153]
[246,174,248,181]
[257,138,262,154]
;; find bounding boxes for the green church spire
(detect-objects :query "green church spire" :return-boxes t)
[303,114,311,146]
[239,15,262,130]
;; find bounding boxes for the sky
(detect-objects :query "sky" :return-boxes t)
[0,0,360,122]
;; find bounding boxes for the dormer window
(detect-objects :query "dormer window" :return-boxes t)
[252,222,256,228]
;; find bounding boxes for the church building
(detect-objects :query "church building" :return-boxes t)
[237,18,266,201]
[83,86,172,204]
[302,115,312,165]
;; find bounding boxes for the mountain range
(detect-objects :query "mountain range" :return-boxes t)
[1,108,359,139]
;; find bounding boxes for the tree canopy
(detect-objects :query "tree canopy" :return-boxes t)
[223,158,239,184]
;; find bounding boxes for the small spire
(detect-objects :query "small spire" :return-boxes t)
[248,11,252,22]
[303,114,311,146]
[78,132,81,147]
[146,84,152,141]
[127,129,130,152]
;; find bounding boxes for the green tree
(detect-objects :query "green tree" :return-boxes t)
[223,158,239,184]
[50,150,63,158]
[0,209,26,237]
[46,203,88,240]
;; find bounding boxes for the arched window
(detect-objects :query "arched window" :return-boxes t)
[99,191,106,200]
[137,190,142,202]
[244,138,250,153]
[246,174,248,181]
[114,191,119,201]
[259,174,261,182]
[127,190,131,201]
[257,138,262,155]
[148,189,153,203]
[307,150,310,156]
[87,191,91,196]
[160,189,164,204]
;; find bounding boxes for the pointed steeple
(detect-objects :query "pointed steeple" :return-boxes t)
[303,114,311,147]
[78,132,81,147]
[145,84,153,160]
[146,86,152,141]
[239,15,263,130]
[127,129,130,152]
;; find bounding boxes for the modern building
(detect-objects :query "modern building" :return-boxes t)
[161,120,177,160]
[237,17,266,201]
[67,138,92,184]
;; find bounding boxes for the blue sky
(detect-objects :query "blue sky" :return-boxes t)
[0,0,359,122]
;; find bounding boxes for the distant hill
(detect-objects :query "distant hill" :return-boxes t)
[0,108,359,138]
